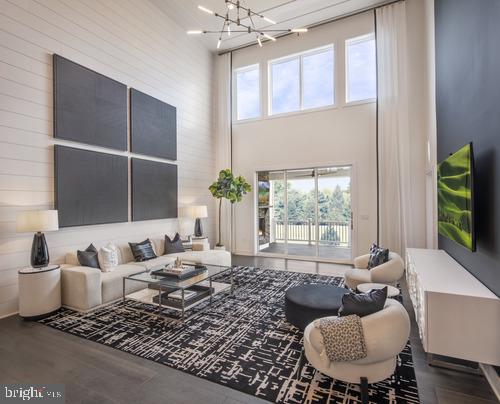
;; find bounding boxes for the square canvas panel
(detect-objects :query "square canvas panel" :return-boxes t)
[130,88,177,160]
[55,146,128,227]
[53,54,127,150]
[131,158,178,221]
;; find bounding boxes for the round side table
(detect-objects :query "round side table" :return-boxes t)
[357,282,400,298]
[18,265,61,320]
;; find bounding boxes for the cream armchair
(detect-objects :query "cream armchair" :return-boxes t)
[344,252,404,289]
[302,299,410,404]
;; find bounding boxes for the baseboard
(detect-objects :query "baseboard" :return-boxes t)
[479,363,500,401]
[0,311,19,320]
[232,250,255,257]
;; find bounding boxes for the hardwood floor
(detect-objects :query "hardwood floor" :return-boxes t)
[0,255,496,404]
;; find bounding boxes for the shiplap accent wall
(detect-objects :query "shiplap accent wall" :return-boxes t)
[0,0,215,318]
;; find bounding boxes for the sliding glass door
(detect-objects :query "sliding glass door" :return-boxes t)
[257,166,353,262]
[317,167,352,260]
[286,169,316,257]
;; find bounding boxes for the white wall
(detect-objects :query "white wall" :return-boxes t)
[231,11,377,259]
[0,0,215,318]
[405,0,437,249]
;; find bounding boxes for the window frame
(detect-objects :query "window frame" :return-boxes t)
[345,33,377,105]
[267,44,335,117]
[233,63,261,122]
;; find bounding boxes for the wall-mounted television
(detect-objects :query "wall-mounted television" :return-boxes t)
[437,142,476,251]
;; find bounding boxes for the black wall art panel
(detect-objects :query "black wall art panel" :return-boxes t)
[53,54,127,150]
[55,146,128,227]
[130,88,177,160]
[131,158,178,221]
[435,0,500,296]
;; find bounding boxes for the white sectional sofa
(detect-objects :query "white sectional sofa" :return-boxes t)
[61,237,231,311]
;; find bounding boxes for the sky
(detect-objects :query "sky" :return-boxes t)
[237,68,260,120]
[347,38,376,101]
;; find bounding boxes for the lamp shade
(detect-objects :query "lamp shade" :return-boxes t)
[16,210,59,233]
[183,205,208,219]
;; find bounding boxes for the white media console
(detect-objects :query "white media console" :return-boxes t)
[406,248,500,366]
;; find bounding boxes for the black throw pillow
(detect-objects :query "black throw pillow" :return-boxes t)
[164,233,185,255]
[77,244,100,269]
[338,287,388,317]
[129,239,157,262]
[368,244,389,269]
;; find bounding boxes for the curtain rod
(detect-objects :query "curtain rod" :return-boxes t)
[217,0,404,55]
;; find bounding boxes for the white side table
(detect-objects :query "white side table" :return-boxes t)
[18,265,61,320]
[357,282,400,298]
[192,238,210,251]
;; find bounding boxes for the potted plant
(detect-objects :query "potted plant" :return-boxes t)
[209,169,251,250]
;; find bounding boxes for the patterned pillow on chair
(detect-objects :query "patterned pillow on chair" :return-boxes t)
[367,244,389,269]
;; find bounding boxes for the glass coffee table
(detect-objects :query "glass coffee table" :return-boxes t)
[123,263,234,321]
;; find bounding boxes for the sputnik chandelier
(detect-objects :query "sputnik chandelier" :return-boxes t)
[187,0,308,49]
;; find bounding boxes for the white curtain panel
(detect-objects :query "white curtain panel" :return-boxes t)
[376,2,413,256]
[214,53,232,250]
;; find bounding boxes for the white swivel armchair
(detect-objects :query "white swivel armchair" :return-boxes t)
[344,252,405,290]
[302,299,410,404]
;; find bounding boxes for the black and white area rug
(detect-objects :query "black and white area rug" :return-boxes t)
[40,267,420,403]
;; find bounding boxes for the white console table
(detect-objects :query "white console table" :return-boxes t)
[406,248,500,366]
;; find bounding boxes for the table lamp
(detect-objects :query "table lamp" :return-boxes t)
[17,210,59,268]
[186,205,208,237]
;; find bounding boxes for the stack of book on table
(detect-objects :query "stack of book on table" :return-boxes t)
[168,289,197,300]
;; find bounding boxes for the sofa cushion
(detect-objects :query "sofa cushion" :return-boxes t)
[129,239,157,262]
[101,264,148,304]
[164,233,185,254]
[98,242,121,272]
[339,287,387,317]
[368,245,389,269]
[77,244,100,269]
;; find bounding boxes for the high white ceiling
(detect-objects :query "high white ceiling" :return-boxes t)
[153,0,388,52]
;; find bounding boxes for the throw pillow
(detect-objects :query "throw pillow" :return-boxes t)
[98,242,120,272]
[77,244,100,269]
[129,239,157,262]
[368,245,389,269]
[164,233,185,254]
[338,287,388,317]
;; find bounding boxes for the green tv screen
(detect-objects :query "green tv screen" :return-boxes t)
[437,143,476,251]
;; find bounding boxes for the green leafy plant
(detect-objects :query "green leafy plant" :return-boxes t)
[209,169,252,246]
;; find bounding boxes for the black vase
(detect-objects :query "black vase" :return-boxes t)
[31,232,49,268]
[194,218,203,237]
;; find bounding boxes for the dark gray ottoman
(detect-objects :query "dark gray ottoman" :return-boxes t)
[285,284,348,330]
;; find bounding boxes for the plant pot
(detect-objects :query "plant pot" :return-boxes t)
[214,245,226,251]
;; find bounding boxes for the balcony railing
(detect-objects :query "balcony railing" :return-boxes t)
[274,219,351,248]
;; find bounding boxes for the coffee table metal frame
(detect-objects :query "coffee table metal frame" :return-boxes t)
[123,263,234,321]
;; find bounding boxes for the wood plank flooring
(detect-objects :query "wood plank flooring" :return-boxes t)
[0,255,497,404]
